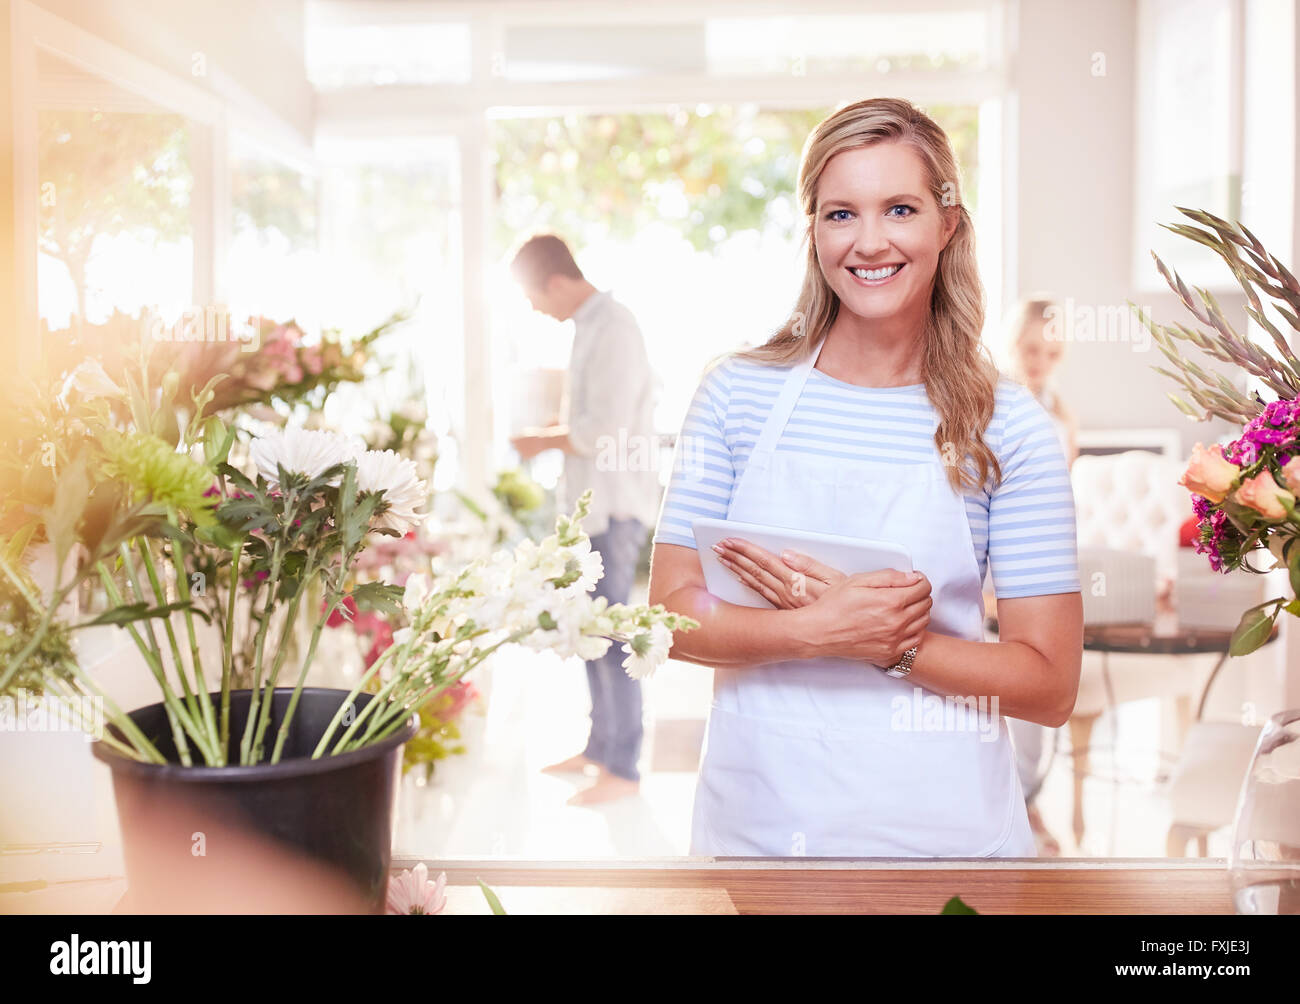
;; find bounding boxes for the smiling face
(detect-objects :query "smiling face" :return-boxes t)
[813,140,957,324]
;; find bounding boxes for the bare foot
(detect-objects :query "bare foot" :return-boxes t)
[566,774,640,806]
[541,753,600,775]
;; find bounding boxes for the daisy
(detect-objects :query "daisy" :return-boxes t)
[356,449,428,535]
[385,862,447,915]
[249,427,361,486]
[621,622,674,680]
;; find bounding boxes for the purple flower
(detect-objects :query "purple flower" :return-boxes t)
[1225,400,1300,466]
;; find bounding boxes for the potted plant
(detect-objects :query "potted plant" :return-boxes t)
[1139,206,1300,653]
[1,353,695,912]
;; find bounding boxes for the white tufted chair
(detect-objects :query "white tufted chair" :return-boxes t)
[1071,450,1191,587]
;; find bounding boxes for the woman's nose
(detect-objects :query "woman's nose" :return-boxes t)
[851,219,891,258]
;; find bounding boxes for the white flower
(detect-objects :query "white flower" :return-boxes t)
[573,546,604,593]
[356,449,428,535]
[58,359,123,407]
[402,573,432,614]
[250,427,361,485]
[621,622,674,680]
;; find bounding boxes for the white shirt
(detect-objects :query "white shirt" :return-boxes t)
[559,289,662,537]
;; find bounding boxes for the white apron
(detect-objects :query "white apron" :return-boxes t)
[690,337,1037,858]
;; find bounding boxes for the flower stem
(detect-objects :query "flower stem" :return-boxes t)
[269,575,339,765]
[51,667,165,763]
[219,540,243,754]
[137,539,202,726]
[95,561,208,766]
[240,538,285,765]
[249,567,310,761]
[309,643,399,758]
[169,541,220,762]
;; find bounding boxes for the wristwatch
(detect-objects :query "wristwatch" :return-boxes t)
[880,646,918,679]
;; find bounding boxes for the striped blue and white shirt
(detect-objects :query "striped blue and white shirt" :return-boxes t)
[652,355,1080,599]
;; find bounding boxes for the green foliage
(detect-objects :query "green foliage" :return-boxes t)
[0,557,75,698]
[490,104,980,258]
[940,895,979,915]
[477,879,507,915]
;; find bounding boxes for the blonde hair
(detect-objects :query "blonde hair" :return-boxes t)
[736,97,1001,495]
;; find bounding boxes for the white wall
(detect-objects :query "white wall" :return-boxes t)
[1013,0,1244,455]
[27,0,314,141]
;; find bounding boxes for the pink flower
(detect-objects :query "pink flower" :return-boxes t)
[1232,469,1295,522]
[1179,442,1239,504]
[1281,457,1300,495]
[386,862,447,915]
[300,345,325,376]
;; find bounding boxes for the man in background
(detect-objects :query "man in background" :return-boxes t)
[509,233,661,806]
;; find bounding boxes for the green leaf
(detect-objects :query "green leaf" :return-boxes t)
[1288,543,1300,599]
[4,522,37,566]
[350,581,405,617]
[73,599,206,629]
[1166,391,1203,420]
[1229,606,1276,656]
[44,452,91,567]
[477,878,507,915]
[940,895,979,915]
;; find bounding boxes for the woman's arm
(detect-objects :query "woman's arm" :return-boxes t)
[648,544,819,666]
[647,542,929,669]
[903,592,1083,728]
[711,538,1081,727]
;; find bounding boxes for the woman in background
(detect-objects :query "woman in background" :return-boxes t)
[1008,296,1077,466]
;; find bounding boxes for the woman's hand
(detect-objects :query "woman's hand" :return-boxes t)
[802,569,933,667]
[712,538,847,609]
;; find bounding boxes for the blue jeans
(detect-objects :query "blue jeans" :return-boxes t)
[581,516,646,782]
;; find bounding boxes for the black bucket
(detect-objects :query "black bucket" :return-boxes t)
[92,688,416,914]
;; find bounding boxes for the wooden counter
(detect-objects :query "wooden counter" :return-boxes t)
[399,857,1235,915]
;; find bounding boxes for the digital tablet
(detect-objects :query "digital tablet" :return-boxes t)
[691,517,914,609]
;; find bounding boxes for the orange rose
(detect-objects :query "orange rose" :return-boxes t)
[1232,469,1295,522]
[1281,456,1300,495]
[1179,442,1239,503]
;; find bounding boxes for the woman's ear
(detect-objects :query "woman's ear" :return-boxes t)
[941,209,959,250]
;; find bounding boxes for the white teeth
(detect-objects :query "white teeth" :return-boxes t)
[851,265,903,280]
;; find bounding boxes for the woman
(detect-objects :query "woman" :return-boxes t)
[1007,296,1078,467]
[648,98,1083,858]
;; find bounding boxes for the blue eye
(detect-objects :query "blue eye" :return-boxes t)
[825,208,853,222]
[888,205,916,218]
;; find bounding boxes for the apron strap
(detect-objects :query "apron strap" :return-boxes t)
[748,335,827,467]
